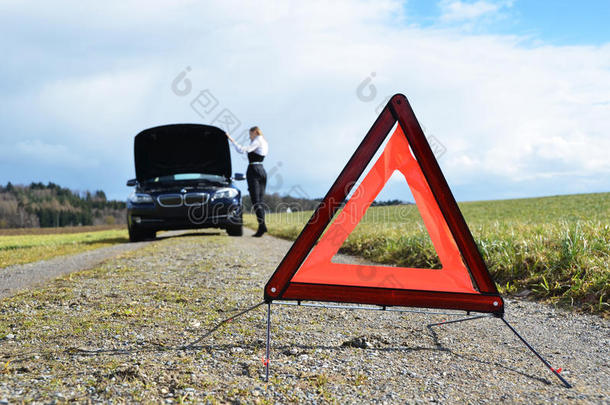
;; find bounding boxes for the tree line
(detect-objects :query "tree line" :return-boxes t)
[242,192,407,213]
[0,181,408,228]
[242,192,321,213]
[0,182,126,228]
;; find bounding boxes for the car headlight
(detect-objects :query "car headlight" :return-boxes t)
[212,188,238,200]
[129,193,153,204]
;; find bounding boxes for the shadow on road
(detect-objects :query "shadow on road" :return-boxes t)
[156,230,222,240]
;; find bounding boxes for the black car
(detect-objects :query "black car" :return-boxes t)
[126,124,245,242]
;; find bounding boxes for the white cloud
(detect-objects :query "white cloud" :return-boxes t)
[0,0,609,200]
[36,68,162,136]
[0,139,99,169]
[438,0,512,22]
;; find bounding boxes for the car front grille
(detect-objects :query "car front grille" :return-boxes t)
[157,194,183,207]
[184,193,210,206]
[157,193,210,207]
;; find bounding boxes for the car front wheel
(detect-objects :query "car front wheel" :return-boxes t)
[226,224,243,237]
[128,226,156,242]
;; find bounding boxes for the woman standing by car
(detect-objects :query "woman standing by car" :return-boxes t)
[226,126,269,237]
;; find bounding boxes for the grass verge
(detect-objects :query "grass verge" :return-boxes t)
[0,225,123,236]
[0,229,128,268]
[245,192,609,314]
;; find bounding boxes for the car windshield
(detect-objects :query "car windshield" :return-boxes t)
[145,173,228,184]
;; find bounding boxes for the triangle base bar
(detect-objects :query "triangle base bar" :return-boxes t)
[282,283,503,313]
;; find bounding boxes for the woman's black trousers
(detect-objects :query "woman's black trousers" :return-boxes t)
[246,164,267,228]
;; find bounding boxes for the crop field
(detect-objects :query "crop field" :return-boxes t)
[0,228,128,268]
[245,192,609,314]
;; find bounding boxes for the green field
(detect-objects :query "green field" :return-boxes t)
[245,192,609,314]
[0,228,128,268]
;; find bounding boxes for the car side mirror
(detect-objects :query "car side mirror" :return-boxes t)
[233,173,246,181]
[126,179,137,187]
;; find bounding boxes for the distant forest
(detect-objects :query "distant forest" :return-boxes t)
[242,192,321,213]
[0,182,408,229]
[0,182,126,228]
[242,193,407,213]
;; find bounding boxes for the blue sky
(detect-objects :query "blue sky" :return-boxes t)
[0,0,609,203]
[406,1,610,45]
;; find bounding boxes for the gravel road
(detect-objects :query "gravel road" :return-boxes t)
[0,241,150,299]
[0,231,187,299]
[0,228,608,403]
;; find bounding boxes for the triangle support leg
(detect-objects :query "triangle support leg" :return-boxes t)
[182,301,265,349]
[501,316,572,388]
[265,302,271,382]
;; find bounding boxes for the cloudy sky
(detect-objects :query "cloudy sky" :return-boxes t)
[1,0,609,202]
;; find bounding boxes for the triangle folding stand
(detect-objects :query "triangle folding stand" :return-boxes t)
[259,94,571,388]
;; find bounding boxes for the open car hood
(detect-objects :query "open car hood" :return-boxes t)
[134,124,231,182]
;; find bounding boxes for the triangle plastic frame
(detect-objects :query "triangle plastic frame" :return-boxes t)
[264,94,504,314]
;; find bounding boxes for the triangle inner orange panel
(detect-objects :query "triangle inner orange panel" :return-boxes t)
[291,125,477,294]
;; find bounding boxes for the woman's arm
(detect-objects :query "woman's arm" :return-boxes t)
[226,133,260,154]
[225,132,245,154]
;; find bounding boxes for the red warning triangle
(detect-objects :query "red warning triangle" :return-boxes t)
[265,94,503,314]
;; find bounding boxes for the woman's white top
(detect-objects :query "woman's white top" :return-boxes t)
[231,135,268,156]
